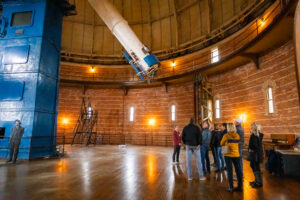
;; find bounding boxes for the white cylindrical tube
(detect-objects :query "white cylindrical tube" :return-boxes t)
[88,0,150,72]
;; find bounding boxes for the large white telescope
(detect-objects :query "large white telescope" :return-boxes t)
[88,0,160,80]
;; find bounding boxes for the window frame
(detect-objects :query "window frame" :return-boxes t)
[10,10,34,28]
[215,99,220,119]
[171,104,176,122]
[129,106,135,122]
[267,87,274,114]
[211,48,219,63]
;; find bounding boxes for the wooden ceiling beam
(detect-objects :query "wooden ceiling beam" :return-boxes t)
[171,0,179,47]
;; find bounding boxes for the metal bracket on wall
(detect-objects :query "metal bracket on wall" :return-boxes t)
[82,85,87,95]
[240,53,260,69]
[123,87,128,96]
[164,83,169,93]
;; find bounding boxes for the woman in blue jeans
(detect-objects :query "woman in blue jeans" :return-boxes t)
[216,145,225,171]
[215,123,227,171]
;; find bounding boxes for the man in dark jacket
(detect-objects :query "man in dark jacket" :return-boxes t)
[182,118,206,181]
[7,120,24,164]
[235,118,244,184]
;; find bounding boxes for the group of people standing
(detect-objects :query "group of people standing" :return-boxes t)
[172,118,264,192]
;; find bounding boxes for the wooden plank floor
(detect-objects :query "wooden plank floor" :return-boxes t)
[0,145,299,200]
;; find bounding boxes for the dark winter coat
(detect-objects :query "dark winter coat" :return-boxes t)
[248,132,264,163]
[182,123,202,146]
[210,130,222,147]
[210,130,217,147]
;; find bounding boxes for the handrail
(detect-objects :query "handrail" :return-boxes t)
[60,0,291,85]
[60,133,174,146]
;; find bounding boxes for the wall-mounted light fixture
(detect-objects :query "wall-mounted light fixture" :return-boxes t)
[149,118,155,126]
[259,17,265,27]
[171,61,176,68]
[62,118,69,135]
[239,113,247,124]
[171,61,176,72]
[90,66,95,73]
[62,118,69,125]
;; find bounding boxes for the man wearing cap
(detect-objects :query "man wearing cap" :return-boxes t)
[234,118,244,181]
[7,120,24,164]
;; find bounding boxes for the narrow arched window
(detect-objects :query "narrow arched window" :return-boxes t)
[267,87,274,114]
[211,48,219,63]
[129,106,134,122]
[171,105,176,121]
[215,99,220,119]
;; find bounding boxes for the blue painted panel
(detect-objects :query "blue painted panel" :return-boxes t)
[0,81,24,101]
[30,111,57,158]
[144,54,160,67]
[40,39,60,78]
[0,0,64,159]
[1,1,46,38]
[43,1,63,52]
[35,74,57,113]
[3,45,30,64]
[0,74,37,110]
[0,16,7,38]
[0,38,42,73]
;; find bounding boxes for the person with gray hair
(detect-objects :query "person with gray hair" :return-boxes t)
[7,120,24,164]
[234,118,244,183]
[200,121,211,174]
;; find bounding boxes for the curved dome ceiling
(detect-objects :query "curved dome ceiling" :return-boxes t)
[61,0,266,64]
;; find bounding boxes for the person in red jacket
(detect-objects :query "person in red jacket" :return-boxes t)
[172,125,181,164]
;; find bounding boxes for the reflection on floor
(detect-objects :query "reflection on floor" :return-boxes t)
[0,145,299,200]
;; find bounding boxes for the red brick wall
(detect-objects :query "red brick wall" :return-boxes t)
[57,40,300,144]
[208,40,300,138]
[57,82,194,144]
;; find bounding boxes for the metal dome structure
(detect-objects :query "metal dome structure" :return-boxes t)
[61,0,273,64]
[59,0,294,85]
